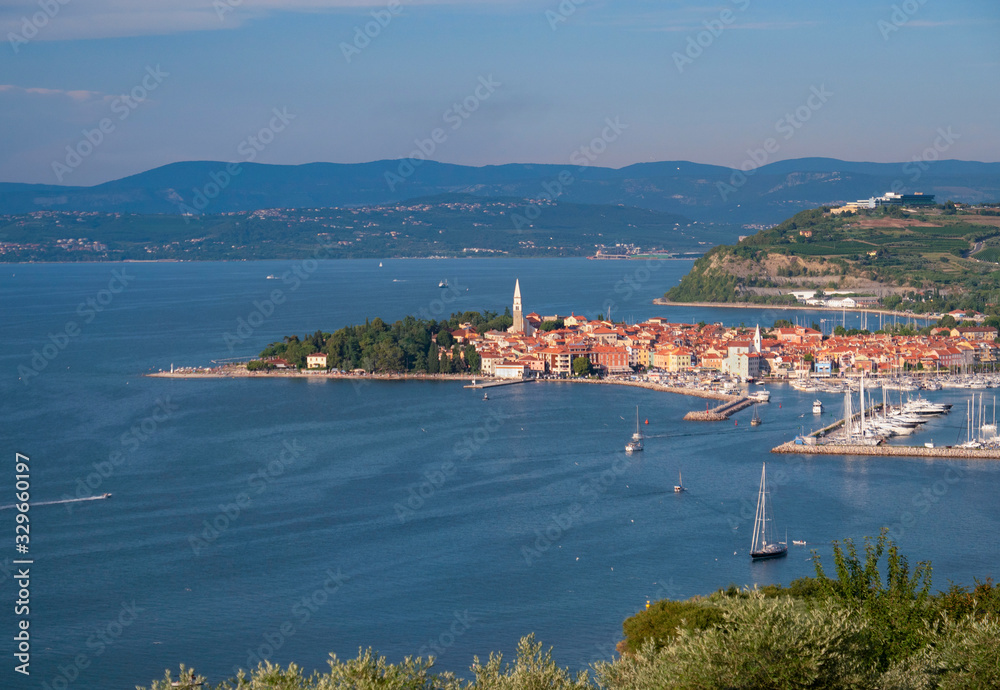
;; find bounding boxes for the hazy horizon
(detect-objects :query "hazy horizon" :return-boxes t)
[1,0,997,186]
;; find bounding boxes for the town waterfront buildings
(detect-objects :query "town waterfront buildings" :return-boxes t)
[468,281,998,379]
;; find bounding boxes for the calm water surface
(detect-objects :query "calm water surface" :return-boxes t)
[2,259,997,688]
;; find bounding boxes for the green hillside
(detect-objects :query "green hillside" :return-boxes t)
[666,204,1000,313]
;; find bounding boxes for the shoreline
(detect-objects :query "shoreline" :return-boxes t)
[147,366,743,404]
[147,366,479,381]
[651,299,936,322]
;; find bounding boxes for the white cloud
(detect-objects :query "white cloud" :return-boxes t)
[0,0,536,41]
[0,84,106,101]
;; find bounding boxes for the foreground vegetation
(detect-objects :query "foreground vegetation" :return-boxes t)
[142,531,1000,689]
[666,204,1000,315]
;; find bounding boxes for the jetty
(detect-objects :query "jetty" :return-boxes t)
[463,379,528,390]
[683,397,754,421]
[772,442,1000,460]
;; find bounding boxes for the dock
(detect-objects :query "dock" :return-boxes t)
[683,397,754,421]
[772,442,1000,460]
[463,379,529,390]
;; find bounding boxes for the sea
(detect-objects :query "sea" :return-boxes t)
[2,258,998,689]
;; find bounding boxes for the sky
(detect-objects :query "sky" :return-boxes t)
[0,0,997,186]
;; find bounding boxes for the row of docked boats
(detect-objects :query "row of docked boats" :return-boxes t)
[841,395,952,443]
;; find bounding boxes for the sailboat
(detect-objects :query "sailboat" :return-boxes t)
[625,406,643,453]
[751,405,762,426]
[673,470,685,493]
[750,463,787,560]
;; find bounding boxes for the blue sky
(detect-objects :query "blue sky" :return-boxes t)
[1,0,997,185]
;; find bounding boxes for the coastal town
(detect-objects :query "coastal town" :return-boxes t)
[168,279,1000,385]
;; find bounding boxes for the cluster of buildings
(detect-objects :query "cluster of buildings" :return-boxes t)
[830,191,936,214]
[456,281,998,380]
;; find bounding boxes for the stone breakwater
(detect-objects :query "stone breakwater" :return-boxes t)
[771,442,1000,460]
[538,378,738,402]
[683,397,755,421]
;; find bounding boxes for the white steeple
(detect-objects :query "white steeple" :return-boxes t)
[753,324,762,353]
[509,278,533,335]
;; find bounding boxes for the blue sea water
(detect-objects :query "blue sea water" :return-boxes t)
[2,258,998,689]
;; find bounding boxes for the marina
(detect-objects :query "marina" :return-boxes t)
[773,375,1000,459]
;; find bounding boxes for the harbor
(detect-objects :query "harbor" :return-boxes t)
[772,375,1000,459]
[772,442,1000,460]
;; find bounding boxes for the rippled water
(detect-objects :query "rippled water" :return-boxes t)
[3,259,997,689]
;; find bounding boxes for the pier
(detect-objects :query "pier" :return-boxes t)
[772,442,1000,460]
[683,397,755,421]
[463,379,529,390]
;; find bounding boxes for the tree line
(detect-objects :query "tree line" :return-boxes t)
[256,310,514,374]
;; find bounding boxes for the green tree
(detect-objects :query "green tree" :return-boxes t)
[427,343,440,374]
[572,356,593,377]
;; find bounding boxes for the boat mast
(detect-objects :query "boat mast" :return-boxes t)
[753,463,767,551]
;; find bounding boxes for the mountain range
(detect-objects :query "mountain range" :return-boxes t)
[3,158,998,226]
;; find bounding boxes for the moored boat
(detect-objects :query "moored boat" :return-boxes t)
[625,405,643,453]
[750,463,787,561]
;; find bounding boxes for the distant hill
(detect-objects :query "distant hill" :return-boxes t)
[2,158,998,226]
[0,194,729,262]
[664,204,1000,313]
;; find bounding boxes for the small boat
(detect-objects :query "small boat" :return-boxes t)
[266,274,279,280]
[625,405,643,453]
[438,279,449,288]
[792,540,806,546]
[812,400,823,414]
[751,405,762,426]
[674,470,685,493]
[750,389,770,403]
[378,261,383,267]
[102,493,112,499]
[750,463,787,560]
